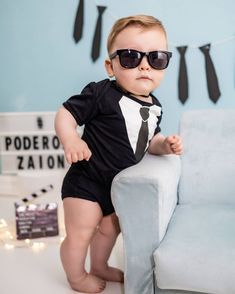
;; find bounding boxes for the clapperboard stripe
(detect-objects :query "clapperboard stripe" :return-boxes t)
[15,184,54,207]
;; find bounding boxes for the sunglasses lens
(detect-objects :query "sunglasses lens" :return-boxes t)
[149,51,169,69]
[119,50,141,68]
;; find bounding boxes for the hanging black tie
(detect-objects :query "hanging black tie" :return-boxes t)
[73,0,84,43]
[177,46,188,104]
[135,107,150,162]
[91,6,106,62]
[199,43,221,103]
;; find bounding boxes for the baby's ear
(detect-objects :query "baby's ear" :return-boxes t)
[104,59,114,78]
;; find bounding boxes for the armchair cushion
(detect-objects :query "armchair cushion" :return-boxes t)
[154,204,235,293]
[179,110,235,205]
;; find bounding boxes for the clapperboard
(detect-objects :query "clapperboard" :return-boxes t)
[15,184,59,240]
[0,112,68,174]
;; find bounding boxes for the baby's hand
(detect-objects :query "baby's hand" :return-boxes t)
[63,136,92,164]
[164,135,183,155]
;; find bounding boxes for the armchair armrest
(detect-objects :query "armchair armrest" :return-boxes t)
[111,154,181,294]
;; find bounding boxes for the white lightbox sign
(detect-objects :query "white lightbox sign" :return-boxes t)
[0,112,68,174]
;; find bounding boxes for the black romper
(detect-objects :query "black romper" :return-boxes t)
[62,79,162,216]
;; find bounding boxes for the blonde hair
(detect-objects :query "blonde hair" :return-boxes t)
[107,15,167,54]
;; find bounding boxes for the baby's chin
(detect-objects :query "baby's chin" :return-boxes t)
[135,79,155,91]
[119,80,155,97]
[132,86,154,96]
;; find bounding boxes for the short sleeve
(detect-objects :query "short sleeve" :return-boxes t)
[63,82,99,126]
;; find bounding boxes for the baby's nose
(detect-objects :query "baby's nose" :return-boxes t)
[139,56,150,70]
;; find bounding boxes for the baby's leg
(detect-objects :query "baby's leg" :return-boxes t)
[61,197,106,293]
[90,213,124,283]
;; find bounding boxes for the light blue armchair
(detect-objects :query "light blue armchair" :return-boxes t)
[111,110,235,294]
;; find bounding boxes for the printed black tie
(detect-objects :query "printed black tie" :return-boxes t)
[91,6,106,62]
[73,0,84,43]
[199,43,221,103]
[135,107,150,162]
[177,46,188,104]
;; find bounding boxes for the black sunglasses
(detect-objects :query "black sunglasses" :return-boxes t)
[109,49,172,70]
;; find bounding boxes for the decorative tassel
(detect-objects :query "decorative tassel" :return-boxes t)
[73,0,84,43]
[199,43,221,103]
[91,6,106,61]
[177,46,189,104]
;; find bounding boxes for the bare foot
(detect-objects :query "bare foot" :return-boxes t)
[68,272,106,293]
[90,266,124,283]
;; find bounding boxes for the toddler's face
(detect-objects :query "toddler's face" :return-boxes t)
[105,25,168,98]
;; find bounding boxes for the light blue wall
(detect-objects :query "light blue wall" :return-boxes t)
[1,0,235,134]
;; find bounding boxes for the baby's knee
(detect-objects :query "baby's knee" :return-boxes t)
[111,213,121,234]
[99,214,121,237]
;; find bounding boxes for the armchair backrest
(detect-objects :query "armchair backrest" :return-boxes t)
[178,109,235,204]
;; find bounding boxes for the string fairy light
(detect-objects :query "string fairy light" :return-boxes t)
[0,185,65,253]
[0,217,65,252]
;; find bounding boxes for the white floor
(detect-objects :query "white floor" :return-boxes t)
[0,172,124,294]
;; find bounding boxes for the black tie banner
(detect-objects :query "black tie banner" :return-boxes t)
[72,3,235,103]
[91,6,106,62]
[199,43,221,103]
[177,46,189,104]
[73,0,84,43]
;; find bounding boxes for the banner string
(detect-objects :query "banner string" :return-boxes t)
[170,35,235,49]
[92,0,235,49]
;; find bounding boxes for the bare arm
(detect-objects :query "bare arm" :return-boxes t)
[54,106,92,164]
[148,133,183,155]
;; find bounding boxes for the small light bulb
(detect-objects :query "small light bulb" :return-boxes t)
[25,239,31,245]
[6,231,11,237]
[0,219,7,228]
[31,242,46,252]
[5,243,15,250]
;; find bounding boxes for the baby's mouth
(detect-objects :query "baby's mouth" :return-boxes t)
[137,76,152,80]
